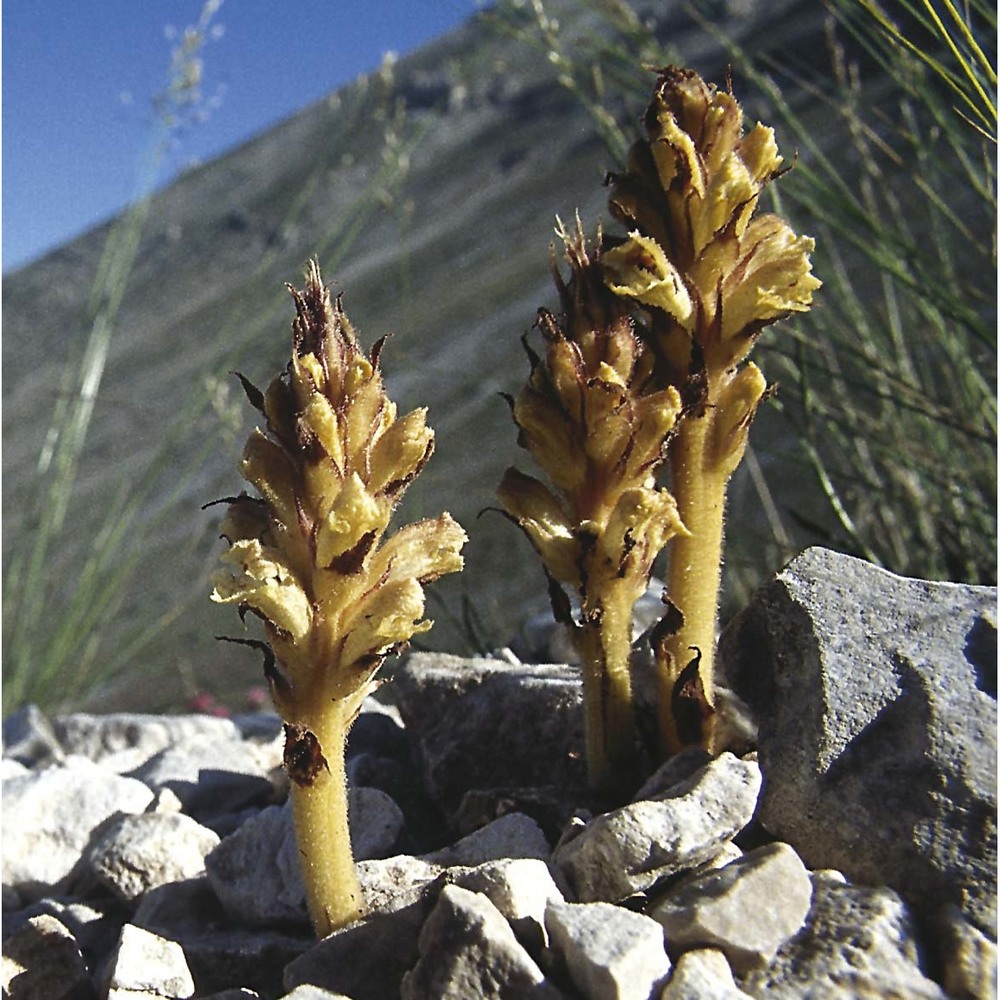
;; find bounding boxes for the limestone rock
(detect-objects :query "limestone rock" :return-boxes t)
[356,855,443,916]
[393,653,588,817]
[738,876,946,998]
[283,896,431,1000]
[2,704,65,769]
[128,736,276,821]
[279,987,354,1000]
[52,713,239,774]
[422,811,551,867]
[83,811,220,905]
[649,842,812,972]
[660,948,753,1000]
[544,898,671,999]
[2,913,94,1000]
[2,756,154,900]
[553,754,761,903]
[935,906,997,1000]
[718,546,997,933]
[400,884,564,999]
[133,877,310,997]
[206,791,405,927]
[3,898,124,975]
[104,923,195,999]
[449,858,563,955]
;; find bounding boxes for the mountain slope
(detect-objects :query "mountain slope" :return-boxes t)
[6,0,985,712]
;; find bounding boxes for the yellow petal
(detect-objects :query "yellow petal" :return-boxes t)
[603,234,694,330]
[315,472,388,567]
[302,393,345,474]
[240,429,299,532]
[740,123,782,186]
[368,514,467,587]
[211,539,311,641]
[514,389,585,493]
[722,217,821,341]
[711,362,767,477]
[497,468,581,587]
[368,408,434,495]
[340,577,431,668]
[598,486,686,574]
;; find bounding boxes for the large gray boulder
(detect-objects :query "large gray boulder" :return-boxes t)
[393,653,589,826]
[718,546,997,934]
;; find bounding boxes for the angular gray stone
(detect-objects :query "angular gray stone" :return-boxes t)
[128,736,276,820]
[2,704,65,769]
[1,913,94,1000]
[104,923,195,999]
[2,756,154,900]
[660,948,753,1000]
[649,842,812,972]
[82,811,221,905]
[544,899,671,999]
[133,877,310,997]
[283,896,432,1000]
[206,790,405,927]
[280,988,353,1000]
[52,713,239,774]
[393,653,588,817]
[718,546,997,933]
[423,812,550,867]
[553,753,761,903]
[738,876,946,999]
[356,855,443,916]
[935,905,997,1000]
[3,898,123,974]
[400,884,563,999]
[449,859,563,955]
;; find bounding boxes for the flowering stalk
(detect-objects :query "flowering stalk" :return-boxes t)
[210,261,466,936]
[602,67,820,754]
[499,220,686,800]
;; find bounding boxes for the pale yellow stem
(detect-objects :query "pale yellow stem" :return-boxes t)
[661,409,726,754]
[287,700,364,937]
[576,579,638,803]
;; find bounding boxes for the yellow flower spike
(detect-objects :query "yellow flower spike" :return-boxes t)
[500,221,686,803]
[210,260,465,937]
[601,67,819,756]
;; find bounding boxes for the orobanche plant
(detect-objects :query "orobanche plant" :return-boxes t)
[601,66,821,755]
[499,218,688,800]
[502,67,819,794]
[210,261,466,936]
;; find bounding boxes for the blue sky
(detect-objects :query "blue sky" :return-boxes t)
[3,1,482,273]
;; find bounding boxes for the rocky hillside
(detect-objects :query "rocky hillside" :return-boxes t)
[3,0,984,712]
